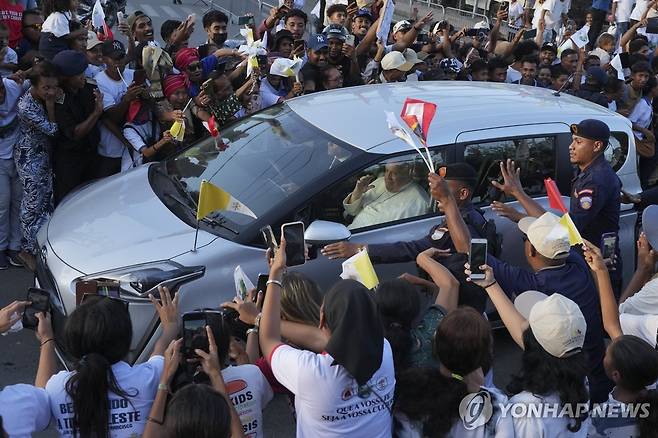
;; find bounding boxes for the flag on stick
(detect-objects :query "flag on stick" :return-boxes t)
[340,249,379,290]
[170,119,185,141]
[543,178,583,245]
[386,112,434,172]
[196,180,256,220]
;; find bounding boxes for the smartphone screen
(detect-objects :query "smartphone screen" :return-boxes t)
[282,222,306,267]
[468,239,488,280]
[465,28,478,37]
[260,225,278,257]
[256,273,268,302]
[23,288,50,330]
[238,15,255,26]
[183,312,208,358]
[601,233,617,269]
[133,69,146,86]
[293,39,306,52]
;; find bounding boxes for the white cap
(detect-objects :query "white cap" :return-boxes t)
[393,20,413,34]
[518,212,570,259]
[515,292,587,358]
[403,48,424,65]
[381,51,414,72]
[86,31,103,50]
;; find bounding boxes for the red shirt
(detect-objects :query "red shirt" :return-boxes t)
[0,0,24,48]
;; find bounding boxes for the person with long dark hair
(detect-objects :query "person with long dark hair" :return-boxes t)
[467,264,591,436]
[45,287,179,437]
[259,239,395,437]
[393,307,503,438]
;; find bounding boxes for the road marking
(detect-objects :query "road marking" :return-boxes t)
[139,4,160,17]
[160,5,177,17]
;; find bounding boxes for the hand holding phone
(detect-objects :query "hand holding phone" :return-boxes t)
[468,239,488,281]
[182,311,209,359]
[601,233,618,270]
[281,222,306,267]
[22,288,50,330]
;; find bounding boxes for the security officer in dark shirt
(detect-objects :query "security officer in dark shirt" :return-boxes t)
[322,163,494,311]
[51,50,103,205]
[569,119,622,296]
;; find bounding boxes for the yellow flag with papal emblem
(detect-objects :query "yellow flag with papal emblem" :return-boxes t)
[196,180,256,220]
[170,119,185,142]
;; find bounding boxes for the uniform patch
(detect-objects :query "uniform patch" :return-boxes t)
[431,227,448,241]
[579,196,593,210]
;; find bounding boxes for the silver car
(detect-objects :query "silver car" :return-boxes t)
[36,82,641,367]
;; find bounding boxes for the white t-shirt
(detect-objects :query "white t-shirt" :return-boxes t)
[588,390,640,437]
[0,77,28,159]
[542,0,569,30]
[46,355,164,438]
[509,1,526,27]
[631,0,653,21]
[506,65,523,83]
[629,97,653,138]
[259,77,287,110]
[614,0,636,22]
[619,276,658,315]
[620,313,658,348]
[497,392,590,437]
[0,384,51,438]
[95,68,134,159]
[41,11,73,37]
[0,47,18,78]
[271,340,396,438]
[222,364,274,438]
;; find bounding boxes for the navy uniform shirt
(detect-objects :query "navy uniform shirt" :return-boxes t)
[368,203,487,264]
[570,153,621,245]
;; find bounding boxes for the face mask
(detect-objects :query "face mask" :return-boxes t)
[213,33,228,46]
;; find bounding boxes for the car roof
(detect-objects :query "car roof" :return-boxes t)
[285,81,625,151]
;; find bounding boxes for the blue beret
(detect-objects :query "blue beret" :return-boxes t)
[52,50,89,77]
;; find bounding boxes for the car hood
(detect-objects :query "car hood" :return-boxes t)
[47,165,215,274]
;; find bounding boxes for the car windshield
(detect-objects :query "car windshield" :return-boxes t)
[164,105,359,234]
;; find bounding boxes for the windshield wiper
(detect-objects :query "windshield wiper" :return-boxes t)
[154,165,198,211]
[164,192,239,235]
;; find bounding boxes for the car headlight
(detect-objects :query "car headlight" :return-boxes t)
[73,261,205,300]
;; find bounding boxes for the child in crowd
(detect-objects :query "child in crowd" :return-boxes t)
[38,0,77,60]
[0,23,18,77]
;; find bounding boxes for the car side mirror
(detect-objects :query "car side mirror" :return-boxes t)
[304,220,351,245]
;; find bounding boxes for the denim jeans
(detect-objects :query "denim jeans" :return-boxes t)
[0,158,23,252]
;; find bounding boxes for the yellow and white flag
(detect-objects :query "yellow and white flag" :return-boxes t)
[559,213,584,246]
[269,56,303,80]
[340,249,379,290]
[238,26,267,77]
[170,119,185,142]
[196,180,256,220]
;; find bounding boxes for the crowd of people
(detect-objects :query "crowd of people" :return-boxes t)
[1,0,658,436]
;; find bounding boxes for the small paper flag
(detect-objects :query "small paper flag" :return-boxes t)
[170,120,185,142]
[544,178,568,214]
[386,111,434,172]
[559,213,583,246]
[340,249,379,290]
[400,98,437,145]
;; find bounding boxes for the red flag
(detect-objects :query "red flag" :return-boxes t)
[544,178,568,213]
[400,98,437,144]
[207,115,219,137]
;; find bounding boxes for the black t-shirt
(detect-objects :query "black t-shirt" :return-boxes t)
[329,55,358,86]
[301,62,324,93]
[54,82,100,154]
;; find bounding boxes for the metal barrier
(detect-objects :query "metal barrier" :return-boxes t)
[408,0,446,17]
[445,6,489,30]
[258,0,276,14]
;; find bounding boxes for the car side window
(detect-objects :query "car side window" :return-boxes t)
[310,150,448,231]
[606,132,628,172]
[464,136,557,205]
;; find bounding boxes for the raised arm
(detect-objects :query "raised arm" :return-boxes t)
[491,159,546,218]
[260,242,288,361]
[392,11,433,52]
[428,172,471,254]
[466,264,527,349]
[582,240,623,339]
[281,321,328,353]
[620,232,658,304]
[148,286,180,358]
[416,248,460,312]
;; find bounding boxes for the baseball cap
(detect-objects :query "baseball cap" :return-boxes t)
[570,119,610,144]
[86,31,103,50]
[393,20,413,34]
[101,40,126,58]
[517,212,570,259]
[403,48,424,65]
[586,66,608,86]
[643,205,658,251]
[324,24,347,41]
[541,42,557,54]
[381,51,413,72]
[514,292,587,358]
[440,57,461,74]
[355,8,373,20]
[273,29,294,47]
[52,50,88,76]
[308,33,329,51]
[437,163,478,184]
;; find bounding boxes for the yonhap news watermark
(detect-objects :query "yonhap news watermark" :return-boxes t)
[458,391,651,430]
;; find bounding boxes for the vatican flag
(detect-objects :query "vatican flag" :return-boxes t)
[196,180,256,220]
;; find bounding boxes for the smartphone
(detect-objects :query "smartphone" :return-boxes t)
[281,221,306,267]
[133,69,146,86]
[345,34,356,47]
[278,4,290,16]
[238,15,255,26]
[256,273,269,303]
[117,11,127,26]
[498,1,508,11]
[293,39,306,52]
[182,311,209,359]
[202,78,216,99]
[260,225,278,256]
[523,28,538,40]
[647,17,658,34]
[22,288,50,330]
[601,232,618,270]
[468,239,488,281]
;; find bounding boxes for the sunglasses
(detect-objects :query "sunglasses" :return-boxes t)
[23,23,42,31]
[187,62,201,72]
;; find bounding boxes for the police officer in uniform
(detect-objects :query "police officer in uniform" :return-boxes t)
[569,119,622,296]
[322,163,496,312]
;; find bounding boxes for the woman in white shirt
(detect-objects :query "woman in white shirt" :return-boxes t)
[45,288,179,438]
[259,240,395,438]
